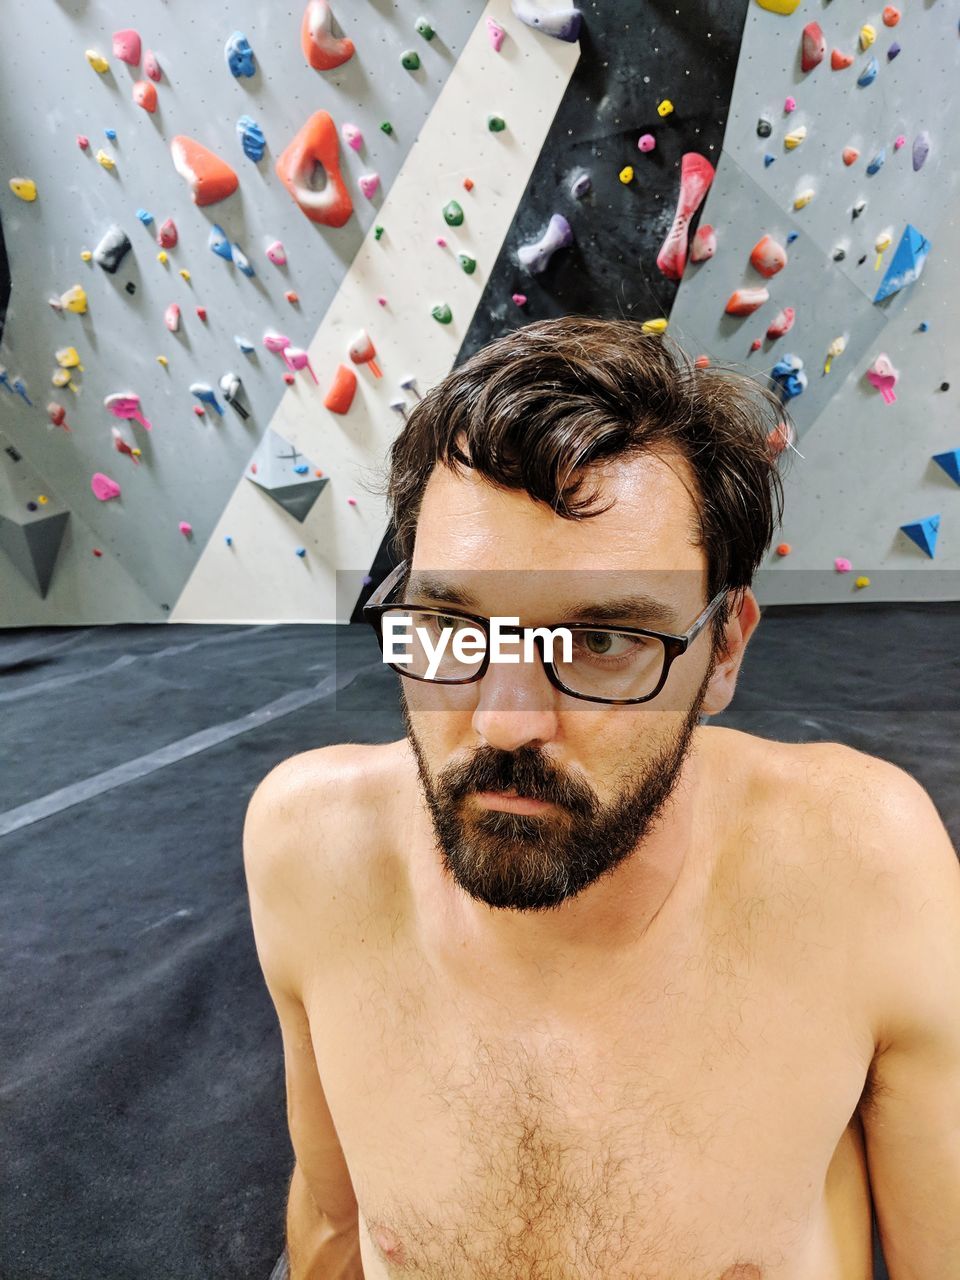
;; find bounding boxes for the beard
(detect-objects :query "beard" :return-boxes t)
[399,657,715,914]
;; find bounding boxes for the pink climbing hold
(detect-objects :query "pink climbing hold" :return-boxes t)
[144,50,161,81]
[784,96,797,113]
[801,22,825,72]
[866,354,899,404]
[301,0,355,70]
[266,240,287,265]
[179,521,193,536]
[749,234,787,277]
[105,392,153,430]
[512,292,528,306]
[285,348,317,380]
[164,303,181,332]
[133,80,158,112]
[834,557,852,573]
[487,17,506,51]
[655,152,716,281]
[157,218,178,248]
[893,134,906,150]
[750,338,762,352]
[92,473,122,501]
[766,306,795,338]
[690,224,716,262]
[77,134,90,150]
[112,29,141,66]
[358,173,380,199]
[341,122,364,151]
[725,287,769,316]
[637,133,656,153]
[436,236,447,247]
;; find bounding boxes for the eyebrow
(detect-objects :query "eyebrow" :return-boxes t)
[404,573,683,630]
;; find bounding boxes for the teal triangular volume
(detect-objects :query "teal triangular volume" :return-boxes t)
[899,514,940,558]
[0,509,70,598]
[874,224,931,303]
[932,449,960,485]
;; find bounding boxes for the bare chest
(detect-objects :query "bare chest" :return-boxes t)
[305,869,874,1280]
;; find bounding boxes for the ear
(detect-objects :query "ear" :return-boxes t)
[698,587,762,717]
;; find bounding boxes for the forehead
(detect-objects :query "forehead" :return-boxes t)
[412,449,705,576]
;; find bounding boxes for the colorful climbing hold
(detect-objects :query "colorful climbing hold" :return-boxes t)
[750,234,787,277]
[763,154,776,167]
[349,329,382,377]
[488,114,507,132]
[893,135,906,151]
[415,17,435,40]
[754,0,801,13]
[459,253,477,274]
[157,251,168,264]
[857,57,878,87]
[656,152,715,281]
[913,132,930,171]
[842,146,859,166]
[104,128,118,141]
[105,391,152,429]
[133,80,157,112]
[619,165,634,184]
[60,285,88,314]
[823,335,846,374]
[487,16,506,51]
[784,125,806,150]
[276,111,353,227]
[302,1,356,70]
[285,290,299,304]
[136,209,154,226]
[358,173,380,199]
[86,50,110,74]
[801,22,825,72]
[209,224,233,261]
[770,353,807,399]
[374,225,384,240]
[191,382,224,415]
[341,122,363,151]
[157,218,178,248]
[438,199,465,229]
[641,318,668,334]
[874,224,931,302]
[194,304,205,318]
[834,558,852,574]
[266,240,287,266]
[380,121,394,135]
[726,287,769,316]
[170,135,239,205]
[77,135,90,150]
[237,115,266,162]
[570,170,592,198]
[794,188,815,209]
[766,307,794,339]
[96,149,117,171]
[852,198,866,219]
[866,354,899,403]
[8,178,37,201]
[112,29,141,65]
[690,224,716,262]
[144,50,161,81]
[900,516,939,558]
[860,24,876,51]
[225,31,256,77]
[657,99,674,117]
[463,178,475,191]
[883,6,900,25]
[94,225,132,273]
[887,42,901,61]
[401,49,421,70]
[831,49,854,70]
[431,303,453,324]
[518,212,573,273]
[866,149,886,176]
[233,245,254,277]
[757,116,773,138]
[165,303,181,332]
[783,97,797,113]
[510,0,582,43]
[637,133,656,153]
[512,293,527,306]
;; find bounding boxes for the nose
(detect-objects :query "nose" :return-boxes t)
[471,644,561,751]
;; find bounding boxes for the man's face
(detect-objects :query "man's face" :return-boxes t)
[398,450,725,915]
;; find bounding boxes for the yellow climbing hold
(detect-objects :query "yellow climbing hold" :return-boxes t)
[56,346,84,370]
[641,318,668,335]
[657,99,674,117]
[874,230,892,270]
[157,250,168,264]
[178,268,191,281]
[60,284,88,314]
[86,49,110,73]
[52,368,72,387]
[855,576,870,589]
[96,149,116,171]
[859,24,876,51]
[38,495,49,505]
[81,249,92,262]
[157,355,169,366]
[754,0,801,13]
[9,177,37,201]
[793,188,815,209]
[784,126,807,150]
[619,165,634,184]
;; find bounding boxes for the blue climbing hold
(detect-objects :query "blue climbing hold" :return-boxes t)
[234,335,255,353]
[232,244,255,277]
[857,56,878,86]
[771,354,807,400]
[786,231,799,244]
[899,515,940,559]
[225,31,255,77]
[237,115,265,162]
[190,382,225,415]
[763,153,776,167]
[919,321,930,332]
[295,547,307,558]
[105,127,117,140]
[11,376,32,405]
[136,208,154,225]
[209,224,233,261]
[866,148,886,175]
[874,224,931,303]
[225,535,234,546]
[932,450,960,485]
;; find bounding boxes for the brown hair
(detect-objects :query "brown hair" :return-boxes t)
[379,316,790,653]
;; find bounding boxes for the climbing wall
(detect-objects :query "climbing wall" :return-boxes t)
[666,0,960,603]
[0,0,957,625]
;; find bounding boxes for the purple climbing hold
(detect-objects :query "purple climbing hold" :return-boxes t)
[912,131,930,171]
[887,41,901,60]
[510,0,582,43]
[570,170,592,198]
[517,213,573,273]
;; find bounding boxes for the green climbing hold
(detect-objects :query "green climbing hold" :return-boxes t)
[401,50,421,70]
[442,199,464,226]
[487,115,507,133]
[458,253,477,274]
[432,303,453,324]
[380,121,394,135]
[415,17,435,40]
[374,225,385,240]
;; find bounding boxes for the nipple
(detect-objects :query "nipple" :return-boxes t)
[372,1222,407,1265]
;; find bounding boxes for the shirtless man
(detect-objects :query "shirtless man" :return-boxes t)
[244,318,960,1280]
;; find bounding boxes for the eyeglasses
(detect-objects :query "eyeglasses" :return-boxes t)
[363,561,730,706]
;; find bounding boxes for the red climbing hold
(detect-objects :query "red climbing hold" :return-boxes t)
[324,363,358,413]
[656,152,716,281]
[801,22,825,72]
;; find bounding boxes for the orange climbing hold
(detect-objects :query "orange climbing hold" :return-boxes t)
[830,49,854,70]
[301,0,355,70]
[170,136,239,206]
[133,80,158,113]
[275,110,353,227]
[324,363,358,413]
[882,6,900,26]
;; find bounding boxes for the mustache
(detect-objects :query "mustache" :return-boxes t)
[440,746,596,815]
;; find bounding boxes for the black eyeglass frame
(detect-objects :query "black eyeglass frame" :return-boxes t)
[362,559,732,706]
